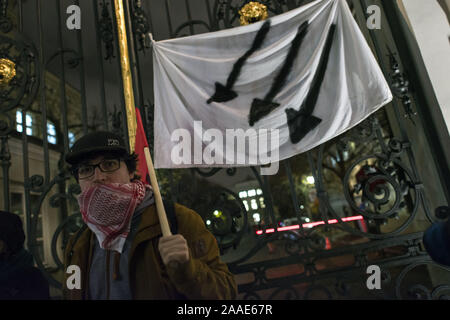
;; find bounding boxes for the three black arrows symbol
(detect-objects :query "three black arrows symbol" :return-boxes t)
[207,19,337,144]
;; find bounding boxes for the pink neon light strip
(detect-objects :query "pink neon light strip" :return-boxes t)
[342,215,364,222]
[277,225,300,232]
[256,215,364,235]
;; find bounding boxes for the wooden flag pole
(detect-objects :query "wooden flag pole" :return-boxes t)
[113,0,171,237]
[144,147,172,236]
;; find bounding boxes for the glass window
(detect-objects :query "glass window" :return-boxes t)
[16,111,22,124]
[68,131,76,147]
[343,151,349,161]
[239,191,247,198]
[330,157,337,167]
[259,197,265,208]
[251,199,258,210]
[253,213,260,223]
[16,110,33,136]
[248,189,256,197]
[306,176,315,185]
[242,200,249,211]
[256,188,262,195]
[26,114,32,127]
[47,122,57,144]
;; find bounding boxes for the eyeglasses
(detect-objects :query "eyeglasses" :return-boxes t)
[76,159,121,180]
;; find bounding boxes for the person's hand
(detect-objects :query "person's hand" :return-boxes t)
[158,234,190,268]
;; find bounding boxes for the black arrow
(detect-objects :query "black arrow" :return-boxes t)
[248,21,309,126]
[286,24,336,144]
[207,20,271,104]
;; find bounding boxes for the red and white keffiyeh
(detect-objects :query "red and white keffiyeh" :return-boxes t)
[77,180,147,253]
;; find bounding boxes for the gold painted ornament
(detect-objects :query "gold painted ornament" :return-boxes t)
[0,58,16,85]
[239,2,268,25]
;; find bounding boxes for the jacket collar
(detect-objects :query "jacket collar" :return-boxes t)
[129,204,162,260]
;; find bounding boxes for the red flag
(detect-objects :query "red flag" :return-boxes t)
[135,107,150,184]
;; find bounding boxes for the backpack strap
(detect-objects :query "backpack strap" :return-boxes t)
[162,200,178,235]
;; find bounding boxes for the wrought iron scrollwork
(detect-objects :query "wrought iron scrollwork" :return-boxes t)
[0,112,11,209]
[0,0,12,33]
[46,49,82,70]
[388,50,417,123]
[303,284,333,300]
[196,185,247,252]
[305,114,422,239]
[193,167,237,178]
[395,261,450,300]
[0,111,12,135]
[98,0,116,61]
[131,0,151,51]
[51,210,82,270]
[0,34,39,113]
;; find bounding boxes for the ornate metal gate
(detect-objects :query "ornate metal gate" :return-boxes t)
[1,0,449,299]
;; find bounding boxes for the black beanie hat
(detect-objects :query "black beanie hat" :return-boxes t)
[0,211,25,255]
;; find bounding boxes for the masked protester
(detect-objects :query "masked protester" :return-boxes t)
[0,211,50,300]
[63,131,237,300]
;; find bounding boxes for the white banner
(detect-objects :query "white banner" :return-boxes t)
[152,0,392,174]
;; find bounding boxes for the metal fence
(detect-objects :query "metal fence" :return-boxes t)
[0,0,449,299]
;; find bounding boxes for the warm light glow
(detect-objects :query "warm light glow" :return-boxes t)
[239,191,247,198]
[302,221,325,228]
[306,176,315,184]
[206,220,211,225]
[255,215,364,235]
[277,225,300,232]
[342,215,364,222]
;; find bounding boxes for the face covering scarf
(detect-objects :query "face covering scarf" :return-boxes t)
[77,180,147,253]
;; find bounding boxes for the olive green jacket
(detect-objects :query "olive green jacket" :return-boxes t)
[63,203,237,300]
